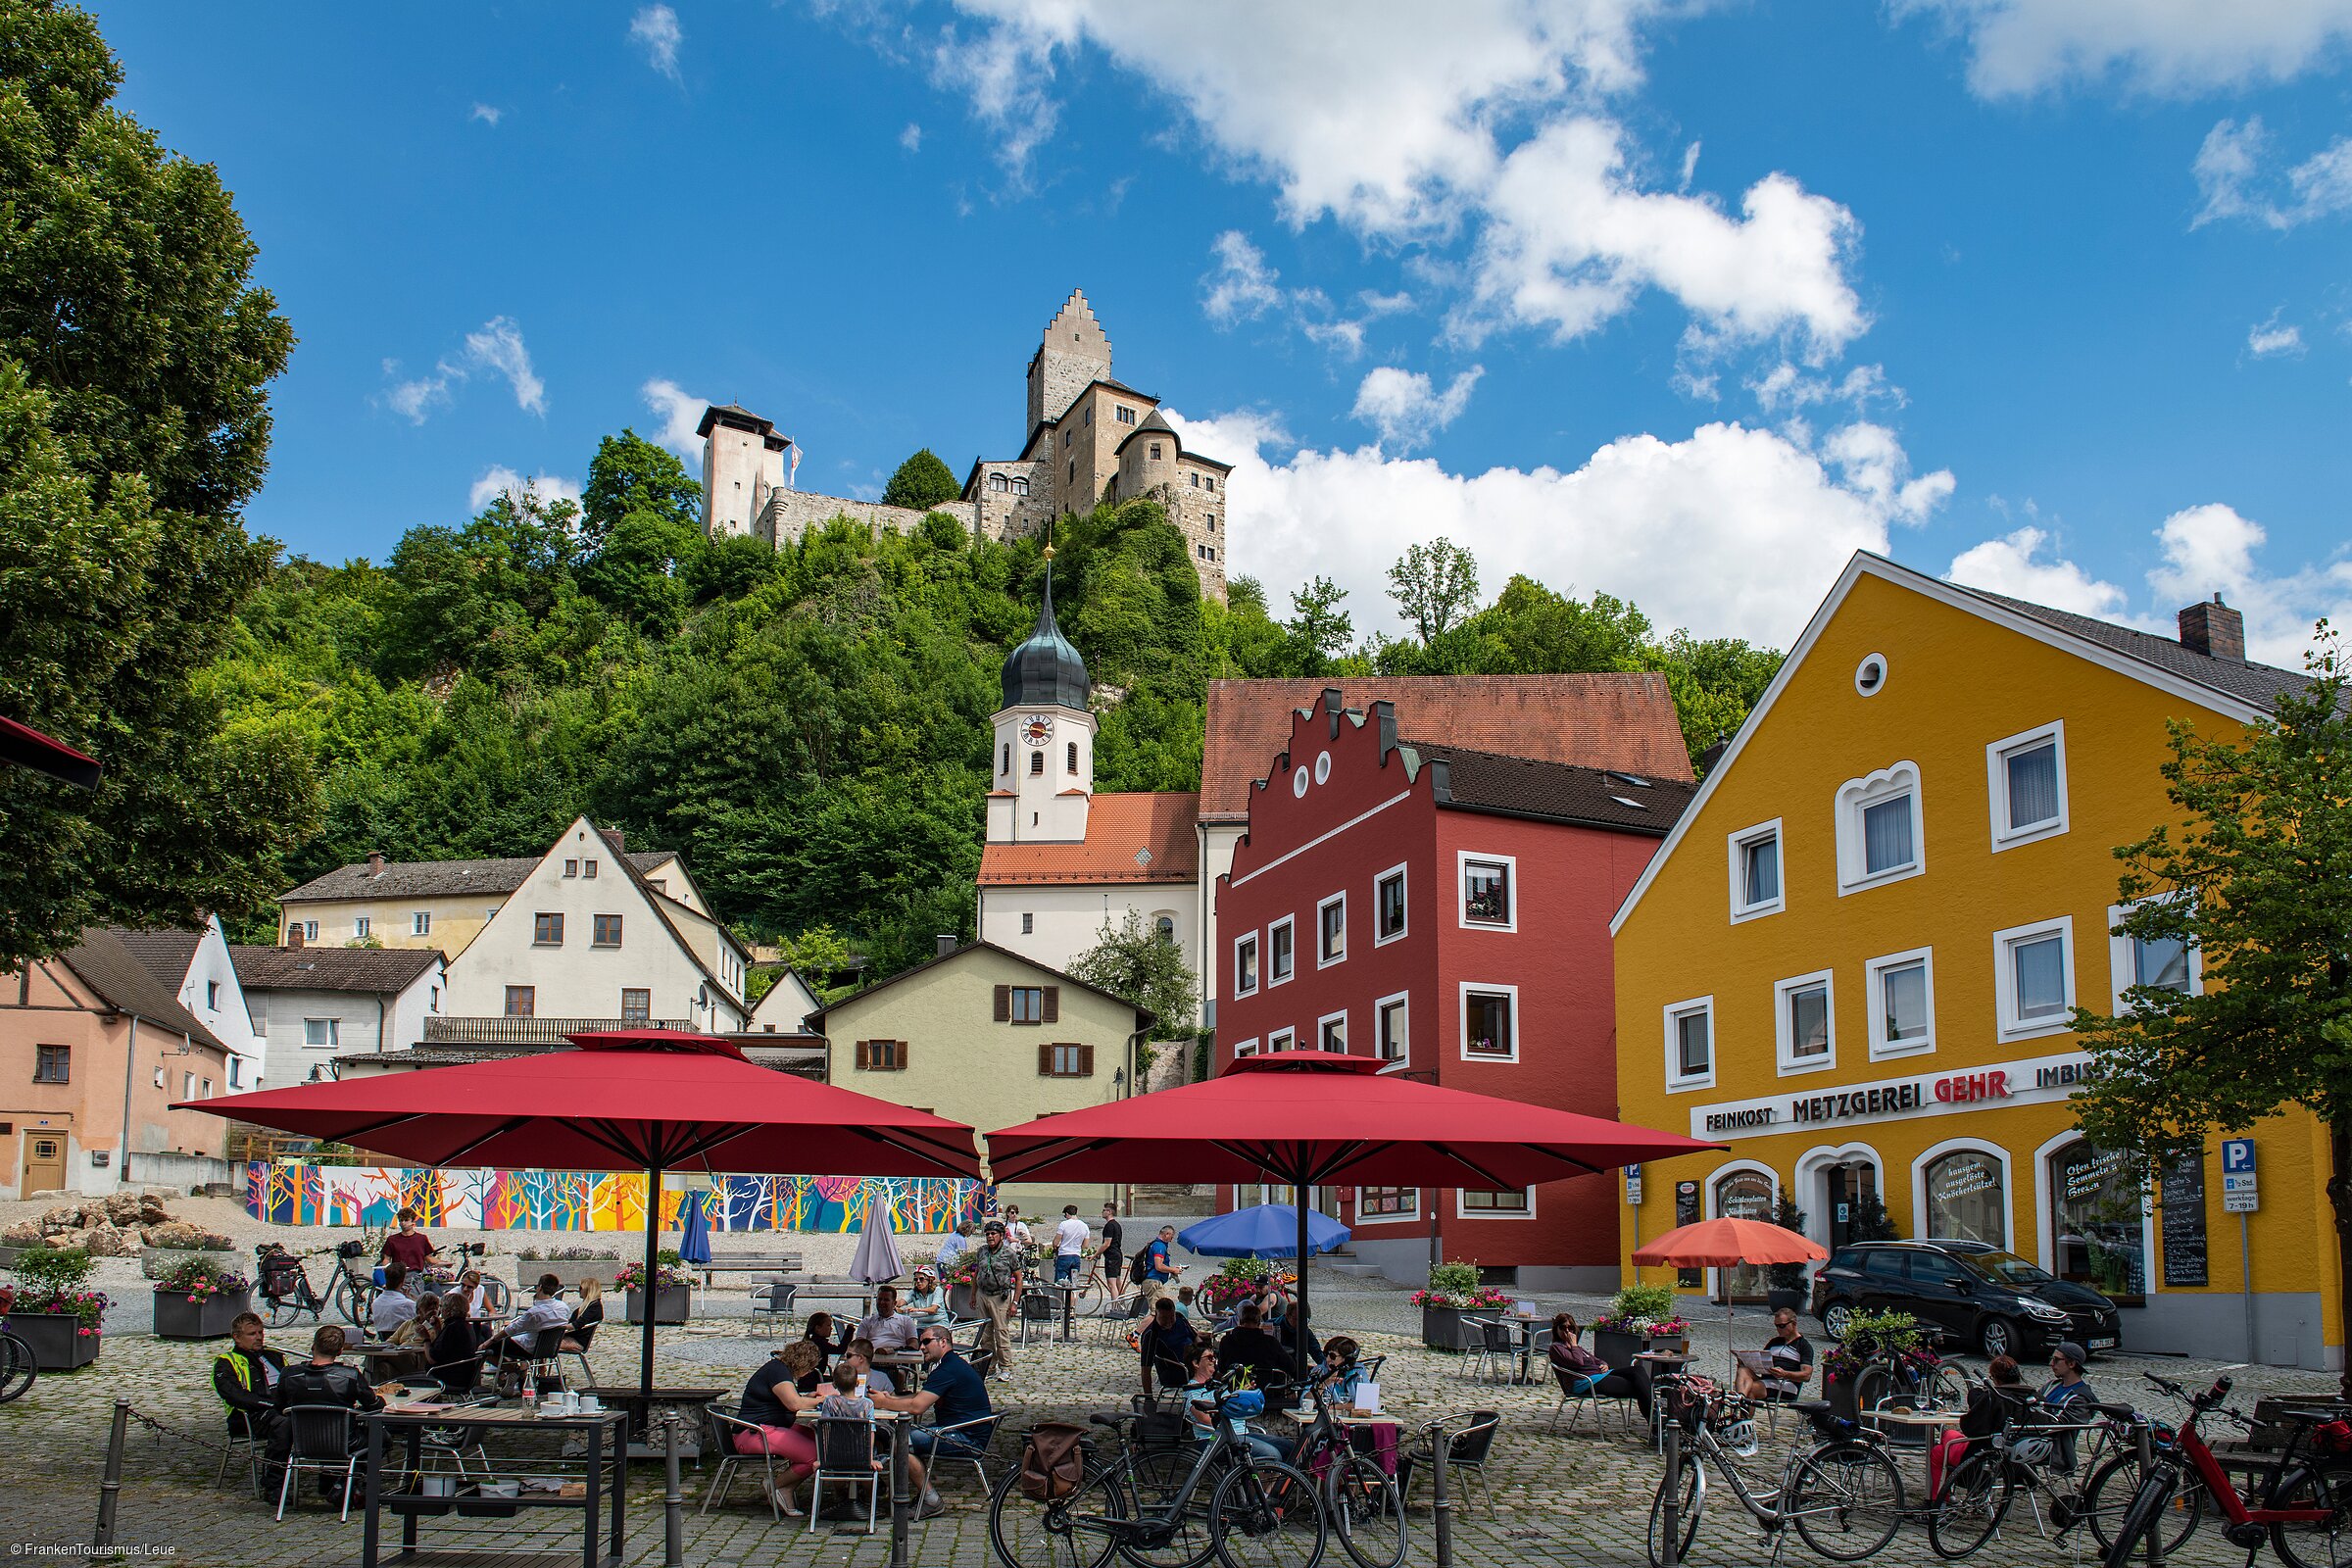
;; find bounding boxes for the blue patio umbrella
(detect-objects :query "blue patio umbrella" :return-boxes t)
[678,1190,712,1265]
[1179,1203,1350,1259]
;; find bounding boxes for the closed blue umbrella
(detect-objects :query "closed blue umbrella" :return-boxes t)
[1179,1203,1350,1259]
[678,1190,712,1265]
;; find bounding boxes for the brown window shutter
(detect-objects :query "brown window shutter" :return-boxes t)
[1043,986,1059,1023]
[855,1040,869,1070]
[896,1040,908,1071]
[1037,1042,1053,1076]
[995,985,1011,1022]
[1081,1043,1096,1075]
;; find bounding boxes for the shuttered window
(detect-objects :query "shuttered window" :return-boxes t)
[1039,1042,1093,1077]
[855,1040,906,1071]
[1000,985,1056,1024]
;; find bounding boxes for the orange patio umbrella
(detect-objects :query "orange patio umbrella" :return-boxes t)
[1633,1216,1829,1373]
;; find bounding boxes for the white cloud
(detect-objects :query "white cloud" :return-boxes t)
[900,122,922,152]
[1677,139,1701,192]
[1823,421,1953,525]
[2247,312,2306,359]
[1201,230,1285,325]
[463,317,545,416]
[470,103,503,126]
[2193,117,2352,229]
[641,377,710,459]
[1192,409,1953,649]
[382,359,452,424]
[1896,0,2352,97]
[1749,361,1902,415]
[1946,526,2136,619]
[469,466,584,515]
[630,4,683,81]
[2192,117,2273,226]
[1349,366,1484,449]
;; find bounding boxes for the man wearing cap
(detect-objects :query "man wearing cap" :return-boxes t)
[2043,1343,2097,1413]
[973,1219,1023,1379]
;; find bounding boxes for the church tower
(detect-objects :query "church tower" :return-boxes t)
[1026,290,1111,434]
[987,553,1095,845]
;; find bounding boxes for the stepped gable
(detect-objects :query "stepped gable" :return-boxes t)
[1200,674,1692,822]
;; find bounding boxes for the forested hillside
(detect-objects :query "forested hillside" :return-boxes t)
[209,432,1780,975]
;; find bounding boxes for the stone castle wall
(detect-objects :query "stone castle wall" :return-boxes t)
[757,490,981,546]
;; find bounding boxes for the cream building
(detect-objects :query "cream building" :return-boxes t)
[808,941,1151,1214]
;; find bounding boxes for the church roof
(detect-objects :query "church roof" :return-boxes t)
[1200,675,1693,822]
[977,792,1201,886]
[1000,564,1091,712]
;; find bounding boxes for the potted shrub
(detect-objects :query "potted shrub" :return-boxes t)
[153,1257,252,1340]
[514,1246,622,1292]
[1766,1194,1812,1312]
[1821,1308,1925,1422]
[1593,1283,1689,1367]
[616,1251,692,1324]
[3,1248,110,1368]
[1412,1261,1510,1348]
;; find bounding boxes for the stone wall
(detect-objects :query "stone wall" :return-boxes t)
[757,490,980,546]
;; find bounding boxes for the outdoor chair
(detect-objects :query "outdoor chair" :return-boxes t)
[1017,1286,1057,1343]
[703,1404,794,1522]
[1549,1361,1642,1438]
[216,1418,265,1497]
[1100,1292,1152,1345]
[1398,1410,1501,1517]
[274,1404,361,1522]
[560,1320,598,1390]
[751,1281,796,1339]
[1480,1317,1518,1383]
[1453,1316,1501,1381]
[915,1411,1002,1493]
[806,1413,883,1535]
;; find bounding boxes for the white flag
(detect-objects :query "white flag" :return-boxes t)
[788,443,800,491]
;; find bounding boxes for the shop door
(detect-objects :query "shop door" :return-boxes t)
[22,1135,66,1195]
[1827,1163,1880,1251]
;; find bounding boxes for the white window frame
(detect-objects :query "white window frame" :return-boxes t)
[1457,851,1518,932]
[1352,1186,1420,1225]
[1266,915,1295,987]
[411,910,430,936]
[1233,930,1260,998]
[1986,720,2070,852]
[1373,990,1410,1071]
[1663,996,1716,1092]
[1266,1026,1296,1054]
[1458,981,1520,1063]
[1316,892,1348,968]
[353,916,369,938]
[1993,915,2076,1041]
[303,1017,338,1049]
[1317,1009,1348,1053]
[1230,1037,1259,1059]
[1373,862,1409,946]
[1911,1138,2016,1251]
[1835,761,1926,895]
[1865,946,1937,1060]
[2107,900,2202,1012]
[1774,969,1838,1076]
[1454,1187,1537,1220]
[1726,818,1786,923]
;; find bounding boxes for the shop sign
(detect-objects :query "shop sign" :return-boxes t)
[1690,1051,2095,1142]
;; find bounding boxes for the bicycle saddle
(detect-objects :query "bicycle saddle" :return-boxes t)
[1794,1402,1884,1443]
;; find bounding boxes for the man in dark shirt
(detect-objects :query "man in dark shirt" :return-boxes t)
[1138,1296,1198,1395]
[1099,1202,1125,1283]
[1734,1308,1815,1402]
[378,1207,441,1274]
[266,1325,386,1501]
[872,1325,994,1521]
[213,1313,289,1440]
[1216,1302,1286,1392]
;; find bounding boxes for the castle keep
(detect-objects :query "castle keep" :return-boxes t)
[699,289,1231,599]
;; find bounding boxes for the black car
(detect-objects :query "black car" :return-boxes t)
[1809,1239,2122,1361]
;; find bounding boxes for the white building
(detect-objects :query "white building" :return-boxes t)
[745,968,823,1034]
[229,945,447,1087]
[117,917,268,1093]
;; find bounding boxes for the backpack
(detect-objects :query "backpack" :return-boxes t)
[1019,1422,1089,1501]
[1128,1249,1152,1286]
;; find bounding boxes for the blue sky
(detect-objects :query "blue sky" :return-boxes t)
[89,1,2352,661]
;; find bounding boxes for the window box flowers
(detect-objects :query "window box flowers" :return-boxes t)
[4,1249,110,1368]
[153,1258,252,1341]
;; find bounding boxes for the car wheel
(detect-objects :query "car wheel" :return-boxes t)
[1979,1315,2019,1359]
[1822,1299,1855,1341]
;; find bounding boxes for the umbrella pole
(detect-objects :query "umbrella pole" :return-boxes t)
[1293,1191,1312,1385]
[642,1162,663,1409]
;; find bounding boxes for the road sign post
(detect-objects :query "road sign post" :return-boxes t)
[2222,1139,2257,1362]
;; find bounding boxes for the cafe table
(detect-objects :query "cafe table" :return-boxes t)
[358,1398,626,1568]
[872,1351,927,1393]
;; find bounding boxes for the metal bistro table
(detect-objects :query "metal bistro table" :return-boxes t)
[359,1401,626,1568]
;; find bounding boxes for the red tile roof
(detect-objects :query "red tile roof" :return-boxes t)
[977,792,1201,885]
[1200,675,1691,819]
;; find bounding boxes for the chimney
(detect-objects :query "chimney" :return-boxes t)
[2179,595,2245,662]
[604,826,625,854]
[936,934,958,958]
[367,850,385,875]
[286,924,304,950]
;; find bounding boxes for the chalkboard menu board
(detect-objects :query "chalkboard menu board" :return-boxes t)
[1675,1180,1702,1288]
[2160,1157,2209,1288]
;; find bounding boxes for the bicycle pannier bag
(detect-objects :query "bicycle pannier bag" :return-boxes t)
[1019,1423,1088,1501]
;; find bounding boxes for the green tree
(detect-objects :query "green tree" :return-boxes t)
[1065,908,1197,1042]
[1387,538,1482,645]
[881,449,959,512]
[2068,628,2352,1388]
[579,428,701,552]
[1287,576,1353,676]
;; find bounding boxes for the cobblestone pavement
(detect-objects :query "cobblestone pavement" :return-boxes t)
[5,1285,2345,1568]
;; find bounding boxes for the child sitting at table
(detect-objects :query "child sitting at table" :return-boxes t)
[818,1362,876,1422]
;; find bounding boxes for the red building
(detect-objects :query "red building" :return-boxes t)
[1212,689,1696,1290]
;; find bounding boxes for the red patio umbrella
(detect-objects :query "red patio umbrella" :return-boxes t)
[1633,1215,1829,1372]
[179,1029,980,1404]
[988,1051,1723,1378]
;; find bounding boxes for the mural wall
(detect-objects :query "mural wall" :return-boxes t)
[247,1164,981,1235]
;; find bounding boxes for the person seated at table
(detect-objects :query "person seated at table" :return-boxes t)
[1307,1336,1364,1404]
[369,1261,418,1337]
[904,1268,947,1329]
[791,1312,843,1394]
[428,1296,485,1392]
[817,1362,880,1429]
[266,1325,384,1501]
[481,1273,570,1382]
[1734,1308,1815,1403]
[1931,1354,2028,1494]
[1548,1312,1651,1420]
[1216,1303,1286,1392]
[1181,1344,1284,1462]
[443,1268,487,1324]
[857,1286,918,1352]
[840,1338,899,1396]
[1277,1297,1321,1366]
[378,1293,439,1377]
[565,1279,604,1353]
[213,1312,288,1443]
[1138,1296,1198,1396]
[869,1323,990,1521]
[735,1339,823,1517]
[378,1207,443,1274]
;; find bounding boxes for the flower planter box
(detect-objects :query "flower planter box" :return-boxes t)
[1594,1329,1689,1370]
[7,1312,100,1369]
[153,1287,252,1341]
[623,1285,692,1324]
[947,1283,977,1320]
[514,1260,621,1293]
[141,1247,241,1282]
[1421,1304,1468,1350]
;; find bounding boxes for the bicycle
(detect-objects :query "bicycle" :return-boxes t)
[1287,1379,1408,1568]
[1644,1373,1907,1567]
[0,1321,38,1403]
[2103,1373,2352,1568]
[1848,1338,1968,1424]
[255,1240,374,1330]
[1927,1371,2201,1559]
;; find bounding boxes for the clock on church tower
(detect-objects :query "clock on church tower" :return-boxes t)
[1021,713,1055,746]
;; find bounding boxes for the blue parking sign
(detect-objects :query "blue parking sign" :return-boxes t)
[2222,1138,2256,1174]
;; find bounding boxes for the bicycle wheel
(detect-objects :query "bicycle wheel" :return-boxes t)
[1927,1452,2012,1559]
[1922,1363,1971,1411]
[2085,1450,2204,1556]
[0,1331,36,1404]
[263,1289,304,1329]
[2098,1464,2177,1568]
[989,1456,1124,1568]
[332,1273,371,1330]
[1788,1440,1905,1562]
[1110,1446,1217,1568]
[1208,1458,1325,1568]
[1646,1452,1703,1568]
[2271,1465,2352,1568]
[1327,1453,1405,1568]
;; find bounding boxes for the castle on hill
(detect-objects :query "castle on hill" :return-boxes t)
[698,289,1232,599]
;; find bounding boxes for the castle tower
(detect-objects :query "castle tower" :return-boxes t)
[1026,290,1111,435]
[986,553,1095,845]
[699,404,790,538]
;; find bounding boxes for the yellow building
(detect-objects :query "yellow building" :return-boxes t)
[1612,554,2338,1370]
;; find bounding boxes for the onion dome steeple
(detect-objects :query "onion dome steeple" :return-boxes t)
[1000,548,1090,712]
